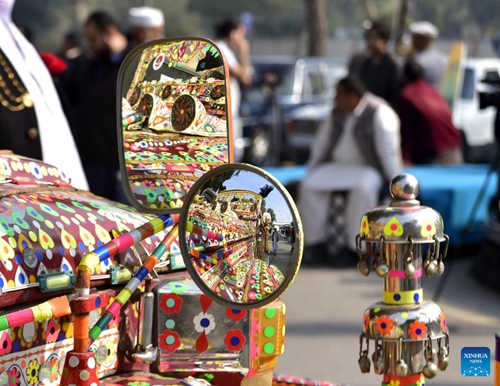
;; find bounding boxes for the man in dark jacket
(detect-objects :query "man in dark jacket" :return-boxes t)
[65,11,130,202]
[397,60,462,165]
[358,21,400,107]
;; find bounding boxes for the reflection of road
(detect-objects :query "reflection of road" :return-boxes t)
[268,234,294,275]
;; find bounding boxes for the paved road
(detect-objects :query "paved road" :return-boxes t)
[274,258,500,386]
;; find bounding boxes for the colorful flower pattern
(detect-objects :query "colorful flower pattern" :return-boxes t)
[160,293,183,314]
[408,320,427,340]
[226,308,247,322]
[25,359,39,386]
[7,367,21,386]
[224,329,246,352]
[193,312,216,335]
[375,315,394,336]
[159,330,181,353]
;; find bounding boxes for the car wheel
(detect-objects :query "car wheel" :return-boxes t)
[250,128,272,166]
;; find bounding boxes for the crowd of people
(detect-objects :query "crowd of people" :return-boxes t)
[299,20,464,267]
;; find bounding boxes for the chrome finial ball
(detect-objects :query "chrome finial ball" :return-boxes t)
[390,174,419,200]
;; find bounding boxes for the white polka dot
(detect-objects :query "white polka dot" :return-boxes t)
[68,355,79,368]
[87,357,95,369]
[80,370,90,380]
[4,260,12,271]
[46,249,53,259]
[70,248,76,257]
[71,218,80,225]
[32,220,40,229]
[13,225,20,234]
[56,221,64,229]
[90,383,98,386]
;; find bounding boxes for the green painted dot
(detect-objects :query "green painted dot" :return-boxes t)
[166,299,176,308]
[265,308,276,319]
[263,342,275,354]
[374,307,381,313]
[264,326,275,338]
[401,312,409,319]
[165,336,175,345]
[165,319,175,329]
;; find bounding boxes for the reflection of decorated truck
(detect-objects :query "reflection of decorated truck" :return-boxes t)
[0,38,305,386]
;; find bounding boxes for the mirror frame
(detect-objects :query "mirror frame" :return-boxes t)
[117,37,235,214]
[178,162,303,309]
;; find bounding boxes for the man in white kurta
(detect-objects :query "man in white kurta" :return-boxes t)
[0,0,88,190]
[298,77,403,264]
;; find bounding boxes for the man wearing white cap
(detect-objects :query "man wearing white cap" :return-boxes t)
[409,21,448,91]
[127,6,165,48]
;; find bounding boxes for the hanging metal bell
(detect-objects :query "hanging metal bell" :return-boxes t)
[375,262,389,277]
[371,351,379,363]
[436,260,445,276]
[374,358,384,375]
[425,260,437,277]
[395,359,408,377]
[423,360,438,378]
[358,355,371,373]
[405,260,415,279]
[357,260,370,276]
[438,347,449,370]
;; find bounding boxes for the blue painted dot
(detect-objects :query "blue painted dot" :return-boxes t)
[78,242,86,252]
[58,246,65,256]
[414,293,420,302]
[230,336,240,346]
[63,264,69,271]
[15,254,22,264]
[13,341,20,353]
[21,240,28,248]
[34,167,39,174]
[416,328,422,335]
[232,309,241,314]
[381,322,386,329]
[19,273,25,284]
[393,294,401,301]
[95,297,102,308]
[0,278,4,287]
[36,251,43,261]
[200,318,210,328]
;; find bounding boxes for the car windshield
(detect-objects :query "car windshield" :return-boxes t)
[244,62,295,104]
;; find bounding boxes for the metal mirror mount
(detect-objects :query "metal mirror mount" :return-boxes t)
[178,163,303,309]
[117,38,232,214]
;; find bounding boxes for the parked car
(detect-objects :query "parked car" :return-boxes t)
[240,56,347,166]
[284,57,500,165]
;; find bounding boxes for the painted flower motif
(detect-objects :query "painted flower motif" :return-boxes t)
[363,312,370,332]
[159,330,181,353]
[160,293,183,314]
[408,320,427,340]
[44,318,60,343]
[415,378,425,386]
[103,339,118,367]
[48,357,60,382]
[193,312,216,335]
[389,381,400,386]
[224,330,246,352]
[375,315,393,336]
[7,367,21,386]
[440,312,447,331]
[18,322,38,348]
[226,308,247,322]
[0,330,12,355]
[141,180,154,188]
[26,360,39,386]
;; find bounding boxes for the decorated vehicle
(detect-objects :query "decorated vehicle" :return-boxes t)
[0,37,453,386]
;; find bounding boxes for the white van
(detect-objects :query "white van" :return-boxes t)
[453,58,500,162]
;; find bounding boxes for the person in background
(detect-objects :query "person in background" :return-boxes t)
[0,0,87,189]
[408,21,448,91]
[397,60,462,165]
[214,18,252,162]
[59,30,83,63]
[64,10,129,202]
[127,6,165,48]
[357,21,400,107]
[298,76,402,267]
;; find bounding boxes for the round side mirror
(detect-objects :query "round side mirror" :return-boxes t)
[178,163,302,308]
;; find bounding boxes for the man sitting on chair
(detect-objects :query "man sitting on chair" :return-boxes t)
[298,76,403,267]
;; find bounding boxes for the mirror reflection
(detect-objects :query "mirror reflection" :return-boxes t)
[120,39,230,212]
[180,166,301,307]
